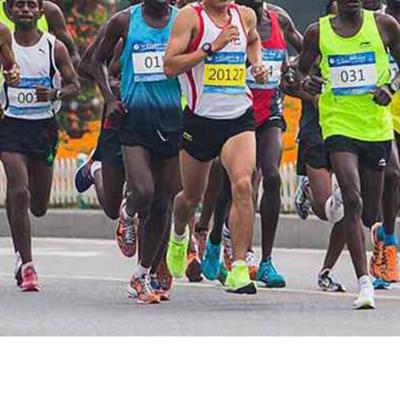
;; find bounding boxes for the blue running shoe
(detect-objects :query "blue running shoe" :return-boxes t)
[373,277,391,290]
[201,240,222,281]
[74,152,97,193]
[256,259,286,288]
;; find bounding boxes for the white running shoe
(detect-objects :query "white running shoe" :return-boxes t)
[353,277,375,310]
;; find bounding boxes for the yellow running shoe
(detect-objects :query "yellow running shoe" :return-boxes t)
[226,261,257,295]
[166,227,190,279]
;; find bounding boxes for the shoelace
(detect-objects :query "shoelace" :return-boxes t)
[122,222,136,245]
[139,275,153,296]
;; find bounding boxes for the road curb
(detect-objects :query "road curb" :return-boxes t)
[0,208,384,250]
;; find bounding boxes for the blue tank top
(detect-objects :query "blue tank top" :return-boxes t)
[120,5,181,133]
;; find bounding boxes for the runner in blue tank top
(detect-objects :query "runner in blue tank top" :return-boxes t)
[92,0,182,305]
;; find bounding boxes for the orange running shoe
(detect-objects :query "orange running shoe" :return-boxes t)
[369,223,385,279]
[19,263,40,292]
[186,251,203,282]
[382,245,399,282]
[128,274,160,304]
[194,227,208,261]
[116,200,137,258]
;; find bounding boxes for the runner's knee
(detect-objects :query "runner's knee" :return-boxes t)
[231,176,253,204]
[8,185,30,211]
[30,203,48,218]
[343,191,363,217]
[262,168,281,193]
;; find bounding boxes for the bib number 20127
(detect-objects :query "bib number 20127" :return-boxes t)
[207,67,244,83]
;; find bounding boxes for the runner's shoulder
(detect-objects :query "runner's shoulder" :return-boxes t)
[175,4,202,30]
[303,21,320,40]
[237,5,257,28]
[268,4,293,26]
[375,11,399,31]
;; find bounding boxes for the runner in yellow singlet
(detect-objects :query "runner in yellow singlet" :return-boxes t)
[300,0,400,309]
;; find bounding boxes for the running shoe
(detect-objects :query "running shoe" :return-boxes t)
[294,176,312,220]
[372,277,391,290]
[166,227,190,279]
[186,250,203,282]
[19,263,40,292]
[74,152,98,193]
[222,224,233,270]
[317,268,346,292]
[246,250,258,281]
[369,223,385,279]
[353,280,375,310]
[201,240,222,281]
[194,226,208,261]
[150,274,171,301]
[116,199,137,258]
[382,245,399,282]
[128,274,160,304]
[226,261,257,294]
[256,259,286,288]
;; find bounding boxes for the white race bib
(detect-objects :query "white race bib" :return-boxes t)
[247,48,285,90]
[329,52,377,96]
[132,43,167,82]
[7,87,51,111]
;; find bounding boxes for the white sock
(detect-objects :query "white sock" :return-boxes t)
[173,226,188,242]
[324,196,344,223]
[132,263,150,279]
[90,160,101,178]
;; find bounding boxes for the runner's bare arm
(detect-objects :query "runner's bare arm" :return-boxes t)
[78,24,109,81]
[298,22,324,96]
[92,11,128,104]
[271,5,303,53]
[44,1,80,66]
[54,40,80,100]
[382,14,400,87]
[164,7,207,77]
[0,23,15,70]
[242,7,267,83]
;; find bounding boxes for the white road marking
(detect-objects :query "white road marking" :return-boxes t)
[1,272,400,302]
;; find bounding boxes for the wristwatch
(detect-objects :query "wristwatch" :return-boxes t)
[201,42,213,57]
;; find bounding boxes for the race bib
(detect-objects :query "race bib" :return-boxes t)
[203,52,246,94]
[132,43,167,82]
[7,87,51,116]
[389,54,399,81]
[328,52,377,95]
[247,48,285,90]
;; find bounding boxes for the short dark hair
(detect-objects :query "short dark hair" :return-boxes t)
[6,0,44,8]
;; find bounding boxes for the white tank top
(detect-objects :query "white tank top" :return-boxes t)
[2,32,61,120]
[179,3,252,120]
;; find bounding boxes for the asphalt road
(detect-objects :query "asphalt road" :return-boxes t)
[1,237,400,336]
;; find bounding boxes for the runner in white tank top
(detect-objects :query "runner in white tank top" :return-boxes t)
[0,0,79,293]
[179,2,252,119]
[164,0,268,295]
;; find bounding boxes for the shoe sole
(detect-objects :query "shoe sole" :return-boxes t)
[226,282,257,295]
[354,302,375,310]
[20,286,40,292]
[74,163,93,194]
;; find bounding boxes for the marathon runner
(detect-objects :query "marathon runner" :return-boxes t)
[294,0,346,293]
[0,0,79,292]
[1,0,79,65]
[299,0,400,309]
[164,0,268,294]
[369,0,400,286]
[93,0,182,305]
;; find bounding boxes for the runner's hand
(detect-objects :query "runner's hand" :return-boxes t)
[105,97,126,127]
[35,86,55,102]
[211,25,240,52]
[372,85,392,106]
[251,64,268,84]
[302,75,324,96]
[3,64,20,86]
